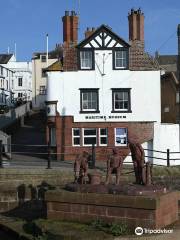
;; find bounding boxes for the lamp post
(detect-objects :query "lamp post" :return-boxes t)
[177,24,180,151]
[45,100,58,168]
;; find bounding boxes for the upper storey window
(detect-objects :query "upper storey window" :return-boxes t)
[113,49,128,69]
[80,88,99,113]
[79,50,94,70]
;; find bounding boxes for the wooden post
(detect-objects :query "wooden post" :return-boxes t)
[167,149,170,167]
[0,140,3,168]
[146,162,152,185]
[91,144,96,169]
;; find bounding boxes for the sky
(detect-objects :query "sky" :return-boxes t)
[1,0,180,61]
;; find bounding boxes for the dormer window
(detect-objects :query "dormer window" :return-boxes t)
[79,50,94,70]
[113,49,128,69]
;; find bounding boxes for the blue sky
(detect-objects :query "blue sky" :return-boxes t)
[1,0,180,61]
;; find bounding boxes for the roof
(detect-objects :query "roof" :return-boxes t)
[32,47,63,60]
[156,55,177,72]
[77,24,130,49]
[129,41,159,70]
[0,54,13,64]
[45,60,63,72]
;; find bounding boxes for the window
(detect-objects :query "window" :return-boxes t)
[41,55,46,62]
[112,88,131,112]
[39,86,46,95]
[18,77,23,86]
[72,128,81,146]
[18,92,23,98]
[80,89,99,113]
[164,107,170,113]
[80,50,93,70]
[113,49,128,69]
[176,92,179,103]
[99,128,108,146]
[0,67,3,76]
[42,69,47,78]
[83,128,97,146]
[50,127,56,146]
[115,128,127,146]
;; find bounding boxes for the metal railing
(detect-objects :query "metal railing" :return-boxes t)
[1,142,180,169]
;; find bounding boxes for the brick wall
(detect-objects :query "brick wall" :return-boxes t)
[46,190,178,229]
[52,115,154,161]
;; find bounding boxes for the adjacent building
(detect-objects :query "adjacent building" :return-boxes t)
[32,50,61,110]
[1,54,32,102]
[0,54,15,107]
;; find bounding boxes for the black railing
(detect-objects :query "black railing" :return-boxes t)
[1,143,180,169]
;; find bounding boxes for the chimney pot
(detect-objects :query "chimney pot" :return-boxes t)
[71,11,76,16]
[65,11,69,16]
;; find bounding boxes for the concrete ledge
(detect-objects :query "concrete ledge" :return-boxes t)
[46,190,178,229]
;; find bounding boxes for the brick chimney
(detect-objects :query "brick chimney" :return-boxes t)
[128,8,144,47]
[85,27,96,38]
[62,10,79,47]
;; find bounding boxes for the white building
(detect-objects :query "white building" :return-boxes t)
[45,9,180,165]
[0,58,15,107]
[1,54,32,102]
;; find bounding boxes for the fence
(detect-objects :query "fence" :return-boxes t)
[0,142,180,169]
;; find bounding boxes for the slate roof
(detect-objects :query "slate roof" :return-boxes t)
[0,54,13,64]
[32,47,63,60]
[156,55,177,72]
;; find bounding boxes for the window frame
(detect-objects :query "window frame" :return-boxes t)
[99,128,108,146]
[78,49,95,70]
[18,77,23,87]
[72,128,81,146]
[41,55,47,63]
[39,85,46,95]
[83,128,97,146]
[49,127,56,147]
[114,128,128,147]
[112,48,129,70]
[18,92,23,98]
[80,88,100,113]
[111,88,132,113]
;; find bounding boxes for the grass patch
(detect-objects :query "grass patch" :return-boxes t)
[91,219,130,236]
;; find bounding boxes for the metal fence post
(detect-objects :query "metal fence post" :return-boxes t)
[0,140,3,168]
[91,143,96,169]
[47,143,51,169]
[167,149,170,167]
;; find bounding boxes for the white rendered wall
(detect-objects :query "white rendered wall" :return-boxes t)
[2,61,32,101]
[47,51,161,123]
[153,123,180,166]
[47,50,161,122]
